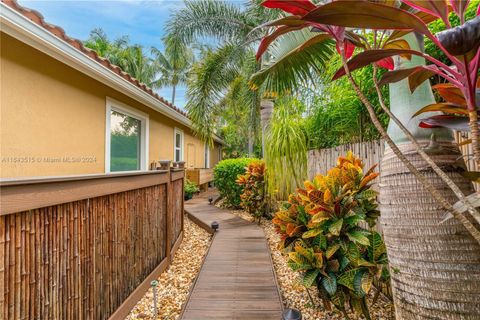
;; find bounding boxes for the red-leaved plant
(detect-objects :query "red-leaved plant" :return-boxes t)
[255,0,480,246]
[257,0,480,162]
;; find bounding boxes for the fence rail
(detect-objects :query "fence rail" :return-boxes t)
[0,169,185,320]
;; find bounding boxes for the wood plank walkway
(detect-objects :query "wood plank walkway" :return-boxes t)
[181,191,283,320]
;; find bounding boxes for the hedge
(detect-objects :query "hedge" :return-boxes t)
[213,158,257,208]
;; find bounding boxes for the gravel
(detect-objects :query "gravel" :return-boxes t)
[231,209,395,320]
[125,217,212,320]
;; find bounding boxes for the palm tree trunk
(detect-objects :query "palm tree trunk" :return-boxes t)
[260,99,274,157]
[247,133,254,156]
[379,33,480,319]
[171,85,176,105]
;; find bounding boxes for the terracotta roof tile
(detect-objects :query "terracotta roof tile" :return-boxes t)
[2,0,189,118]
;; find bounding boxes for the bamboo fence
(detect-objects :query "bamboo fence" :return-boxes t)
[0,168,185,320]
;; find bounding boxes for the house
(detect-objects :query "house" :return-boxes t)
[0,0,223,180]
[0,2,223,319]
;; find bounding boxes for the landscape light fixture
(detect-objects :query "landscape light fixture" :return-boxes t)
[211,221,219,232]
[208,197,213,204]
[282,308,302,320]
[150,280,159,317]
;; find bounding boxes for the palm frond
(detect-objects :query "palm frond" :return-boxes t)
[167,0,253,45]
[250,29,334,94]
[186,43,247,144]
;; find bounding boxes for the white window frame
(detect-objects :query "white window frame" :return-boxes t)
[174,127,184,162]
[204,143,210,169]
[105,97,149,173]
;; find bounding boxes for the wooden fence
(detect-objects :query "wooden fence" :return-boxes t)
[0,168,185,320]
[308,140,386,179]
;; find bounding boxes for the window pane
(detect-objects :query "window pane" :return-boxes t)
[175,133,181,148]
[110,110,141,172]
[175,149,181,162]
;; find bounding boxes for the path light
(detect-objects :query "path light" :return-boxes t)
[282,308,302,320]
[151,280,158,317]
[208,197,213,205]
[211,221,219,232]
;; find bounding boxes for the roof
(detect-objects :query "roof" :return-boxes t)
[1,0,188,118]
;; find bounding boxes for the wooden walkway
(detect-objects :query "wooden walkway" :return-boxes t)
[181,191,283,320]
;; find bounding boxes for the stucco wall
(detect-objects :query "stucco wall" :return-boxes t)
[0,33,216,179]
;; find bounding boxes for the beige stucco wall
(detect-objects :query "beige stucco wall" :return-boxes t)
[0,33,217,179]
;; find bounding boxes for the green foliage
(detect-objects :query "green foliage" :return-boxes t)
[265,98,308,200]
[214,158,256,208]
[236,160,266,221]
[272,152,388,319]
[305,56,388,149]
[167,0,331,148]
[84,28,158,86]
[184,179,200,196]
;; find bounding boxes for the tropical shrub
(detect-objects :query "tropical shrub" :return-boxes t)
[214,158,256,208]
[236,160,266,221]
[273,152,388,319]
[184,179,199,200]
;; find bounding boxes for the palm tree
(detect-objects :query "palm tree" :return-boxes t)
[166,0,333,151]
[84,28,128,67]
[378,34,480,319]
[84,28,158,86]
[150,36,193,105]
[119,45,158,85]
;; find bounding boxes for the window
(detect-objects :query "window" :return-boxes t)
[204,143,210,168]
[106,98,148,172]
[174,128,184,162]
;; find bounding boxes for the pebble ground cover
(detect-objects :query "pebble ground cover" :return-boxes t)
[125,218,211,320]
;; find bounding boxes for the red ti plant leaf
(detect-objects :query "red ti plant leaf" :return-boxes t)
[449,0,472,18]
[402,0,450,25]
[383,39,412,59]
[256,25,303,60]
[375,57,395,70]
[296,33,333,52]
[344,41,355,59]
[412,103,469,118]
[432,83,467,106]
[388,11,440,41]
[336,41,355,59]
[262,0,316,16]
[258,15,306,28]
[302,1,432,35]
[332,49,415,80]
[419,114,471,131]
[407,65,440,93]
[378,66,426,86]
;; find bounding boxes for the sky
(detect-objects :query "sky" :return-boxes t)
[19,0,190,108]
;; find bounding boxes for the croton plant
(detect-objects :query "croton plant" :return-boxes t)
[236,160,267,222]
[273,152,388,319]
[257,0,480,162]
